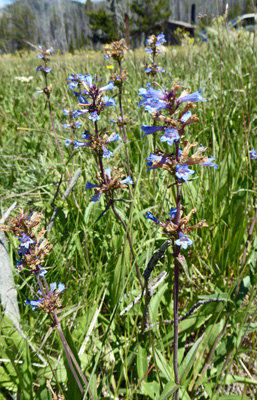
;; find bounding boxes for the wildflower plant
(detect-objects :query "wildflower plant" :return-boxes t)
[64,69,143,287]
[139,78,217,399]
[104,39,131,176]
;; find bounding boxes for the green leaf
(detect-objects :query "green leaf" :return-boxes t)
[150,283,168,323]
[158,381,179,400]
[154,348,172,382]
[178,334,205,384]
[225,374,257,386]
[176,255,192,283]
[137,344,148,381]
[141,381,160,399]
[219,396,250,400]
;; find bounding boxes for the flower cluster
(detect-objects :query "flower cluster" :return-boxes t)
[25,282,65,312]
[67,74,116,122]
[145,207,208,249]
[0,211,52,276]
[65,130,121,158]
[35,45,53,97]
[35,45,53,74]
[104,38,128,62]
[86,167,133,202]
[144,33,166,77]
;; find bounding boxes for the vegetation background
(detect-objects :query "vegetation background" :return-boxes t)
[0,2,257,400]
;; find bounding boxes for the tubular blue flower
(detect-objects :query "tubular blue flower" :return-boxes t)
[175,232,193,249]
[73,109,88,119]
[156,32,166,46]
[144,67,152,73]
[44,67,52,73]
[35,90,43,94]
[120,176,133,185]
[200,156,218,169]
[249,149,257,159]
[102,96,117,107]
[65,139,73,147]
[99,82,115,92]
[50,282,65,294]
[176,164,195,181]
[145,211,160,224]
[74,140,90,149]
[141,124,166,137]
[63,109,70,116]
[104,54,112,60]
[146,153,168,171]
[169,207,177,220]
[177,88,207,105]
[180,111,192,124]
[105,167,112,180]
[138,85,168,113]
[156,66,165,72]
[81,131,91,139]
[91,192,102,202]
[25,299,43,310]
[105,133,122,143]
[102,146,113,159]
[89,112,100,122]
[145,48,153,54]
[85,182,101,190]
[160,128,180,146]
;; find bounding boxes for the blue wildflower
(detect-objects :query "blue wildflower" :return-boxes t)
[175,232,193,250]
[250,149,257,159]
[169,207,177,220]
[105,167,112,180]
[178,88,207,104]
[65,139,73,147]
[160,128,180,146]
[120,176,133,185]
[85,182,101,190]
[200,157,218,169]
[176,164,195,181]
[141,125,166,137]
[89,112,100,122]
[74,140,90,149]
[102,146,113,159]
[105,133,122,143]
[24,299,43,310]
[145,211,160,224]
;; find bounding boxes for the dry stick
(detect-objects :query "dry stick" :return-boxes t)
[173,143,182,400]
[118,60,131,178]
[146,299,227,330]
[142,240,172,331]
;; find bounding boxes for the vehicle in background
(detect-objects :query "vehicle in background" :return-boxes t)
[227,13,257,32]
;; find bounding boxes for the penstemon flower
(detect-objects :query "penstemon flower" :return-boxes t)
[86,167,133,202]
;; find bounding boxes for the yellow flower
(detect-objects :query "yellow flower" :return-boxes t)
[107,65,114,69]
[127,98,132,103]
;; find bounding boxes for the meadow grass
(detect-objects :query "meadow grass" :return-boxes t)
[0,26,256,399]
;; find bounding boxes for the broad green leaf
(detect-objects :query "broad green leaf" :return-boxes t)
[154,348,172,382]
[178,334,205,384]
[137,344,148,381]
[158,381,179,400]
[141,380,160,399]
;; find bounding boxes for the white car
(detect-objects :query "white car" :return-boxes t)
[227,14,257,32]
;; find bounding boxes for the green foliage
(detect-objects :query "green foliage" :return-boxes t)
[130,0,171,37]
[85,5,118,43]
